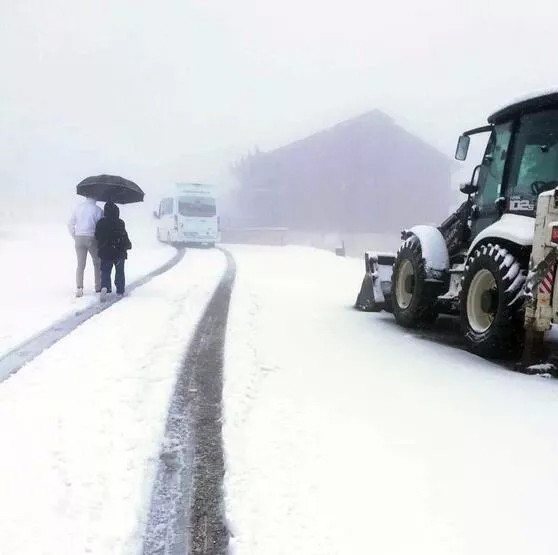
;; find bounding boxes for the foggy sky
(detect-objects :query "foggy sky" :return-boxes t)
[1,0,557,204]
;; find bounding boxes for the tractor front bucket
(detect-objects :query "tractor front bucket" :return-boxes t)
[355,272,382,311]
[354,252,394,312]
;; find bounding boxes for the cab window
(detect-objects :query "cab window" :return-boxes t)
[160,198,174,215]
[476,122,512,209]
[507,109,558,209]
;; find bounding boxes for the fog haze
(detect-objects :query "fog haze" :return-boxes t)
[1,0,556,216]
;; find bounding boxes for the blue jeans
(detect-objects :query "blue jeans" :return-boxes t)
[100,259,125,294]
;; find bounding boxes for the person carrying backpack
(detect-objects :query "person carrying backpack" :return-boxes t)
[94,201,132,301]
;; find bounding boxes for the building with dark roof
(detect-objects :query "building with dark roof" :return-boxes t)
[230,110,453,233]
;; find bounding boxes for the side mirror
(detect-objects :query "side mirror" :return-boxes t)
[460,164,481,195]
[455,134,470,161]
[153,210,160,219]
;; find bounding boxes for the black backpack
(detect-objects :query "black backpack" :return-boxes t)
[112,228,131,251]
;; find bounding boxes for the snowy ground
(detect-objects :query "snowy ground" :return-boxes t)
[0,217,174,358]
[3,238,558,555]
[0,248,226,554]
[224,245,558,555]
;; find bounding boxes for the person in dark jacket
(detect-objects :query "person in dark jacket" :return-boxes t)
[94,201,132,301]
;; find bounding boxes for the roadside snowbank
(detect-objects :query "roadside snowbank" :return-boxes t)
[0,248,226,555]
[223,245,558,555]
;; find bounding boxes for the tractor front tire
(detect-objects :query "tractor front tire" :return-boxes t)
[392,236,439,328]
[460,244,526,358]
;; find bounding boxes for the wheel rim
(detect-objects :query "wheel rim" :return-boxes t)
[396,259,415,309]
[467,269,498,333]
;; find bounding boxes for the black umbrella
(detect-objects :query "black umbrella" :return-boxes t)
[76,174,145,204]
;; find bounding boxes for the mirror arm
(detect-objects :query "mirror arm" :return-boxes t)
[463,125,493,137]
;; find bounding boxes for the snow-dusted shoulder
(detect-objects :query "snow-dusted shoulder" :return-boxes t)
[223,244,558,555]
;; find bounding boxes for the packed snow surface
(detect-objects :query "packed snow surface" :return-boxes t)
[224,245,558,555]
[3,236,558,555]
[0,221,174,358]
[0,248,226,555]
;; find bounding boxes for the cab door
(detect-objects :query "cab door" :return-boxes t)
[470,121,513,239]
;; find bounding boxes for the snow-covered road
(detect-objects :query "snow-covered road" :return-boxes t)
[0,221,174,359]
[224,245,558,555]
[0,248,185,383]
[2,240,558,555]
[144,250,235,555]
[0,248,226,554]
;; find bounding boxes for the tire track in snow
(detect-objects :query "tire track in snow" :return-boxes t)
[0,248,185,383]
[143,248,235,555]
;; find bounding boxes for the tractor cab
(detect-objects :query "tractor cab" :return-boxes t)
[456,92,558,242]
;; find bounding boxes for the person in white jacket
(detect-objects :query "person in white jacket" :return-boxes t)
[68,197,103,297]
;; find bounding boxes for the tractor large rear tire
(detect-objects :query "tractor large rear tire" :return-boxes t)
[460,244,526,358]
[391,236,440,328]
